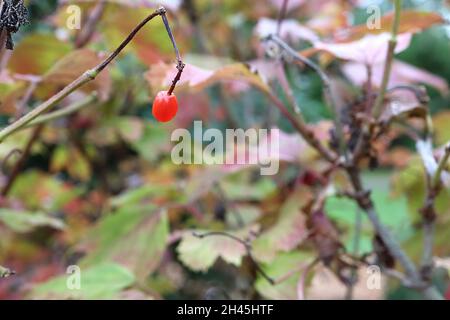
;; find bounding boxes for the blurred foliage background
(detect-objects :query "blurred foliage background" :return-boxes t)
[0,0,449,300]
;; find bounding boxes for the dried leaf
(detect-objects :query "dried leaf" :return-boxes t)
[79,207,169,281]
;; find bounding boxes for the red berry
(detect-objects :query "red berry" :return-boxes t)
[152,91,178,122]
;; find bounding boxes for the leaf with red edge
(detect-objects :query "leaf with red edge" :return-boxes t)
[146,62,271,94]
[253,188,313,263]
[342,60,449,95]
[334,10,446,42]
[315,33,412,65]
[78,206,169,281]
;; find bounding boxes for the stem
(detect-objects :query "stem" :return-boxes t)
[24,93,98,129]
[372,0,402,119]
[346,166,444,300]
[1,124,44,196]
[264,90,336,163]
[264,35,346,159]
[433,143,450,188]
[0,7,184,143]
[276,0,289,36]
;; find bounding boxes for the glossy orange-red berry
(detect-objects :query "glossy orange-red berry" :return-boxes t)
[152,91,178,122]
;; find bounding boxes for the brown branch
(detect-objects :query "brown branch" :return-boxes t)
[1,124,44,196]
[264,90,336,163]
[263,34,347,159]
[75,0,107,48]
[0,7,184,143]
[371,0,403,119]
[345,165,443,300]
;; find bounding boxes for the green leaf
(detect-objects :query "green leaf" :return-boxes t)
[30,263,135,300]
[177,228,252,272]
[255,251,312,300]
[130,124,171,162]
[0,209,65,233]
[79,206,169,281]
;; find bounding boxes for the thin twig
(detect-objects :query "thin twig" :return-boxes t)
[1,148,21,173]
[193,231,275,285]
[263,34,346,159]
[264,90,336,163]
[0,7,184,143]
[372,0,402,119]
[24,93,98,129]
[275,61,302,115]
[276,0,289,36]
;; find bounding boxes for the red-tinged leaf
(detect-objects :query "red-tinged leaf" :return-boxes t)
[146,62,271,94]
[78,207,169,281]
[305,1,350,36]
[253,188,312,263]
[8,34,72,75]
[335,10,446,42]
[315,33,412,65]
[343,60,449,95]
[40,49,111,101]
[255,18,319,42]
[221,125,331,175]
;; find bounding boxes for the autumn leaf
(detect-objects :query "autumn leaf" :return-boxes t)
[30,263,135,300]
[146,62,271,94]
[176,227,257,272]
[78,206,169,281]
[0,209,65,233]
[335,10,445,42]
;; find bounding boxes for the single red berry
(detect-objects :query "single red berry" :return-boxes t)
[152,91,178,123]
